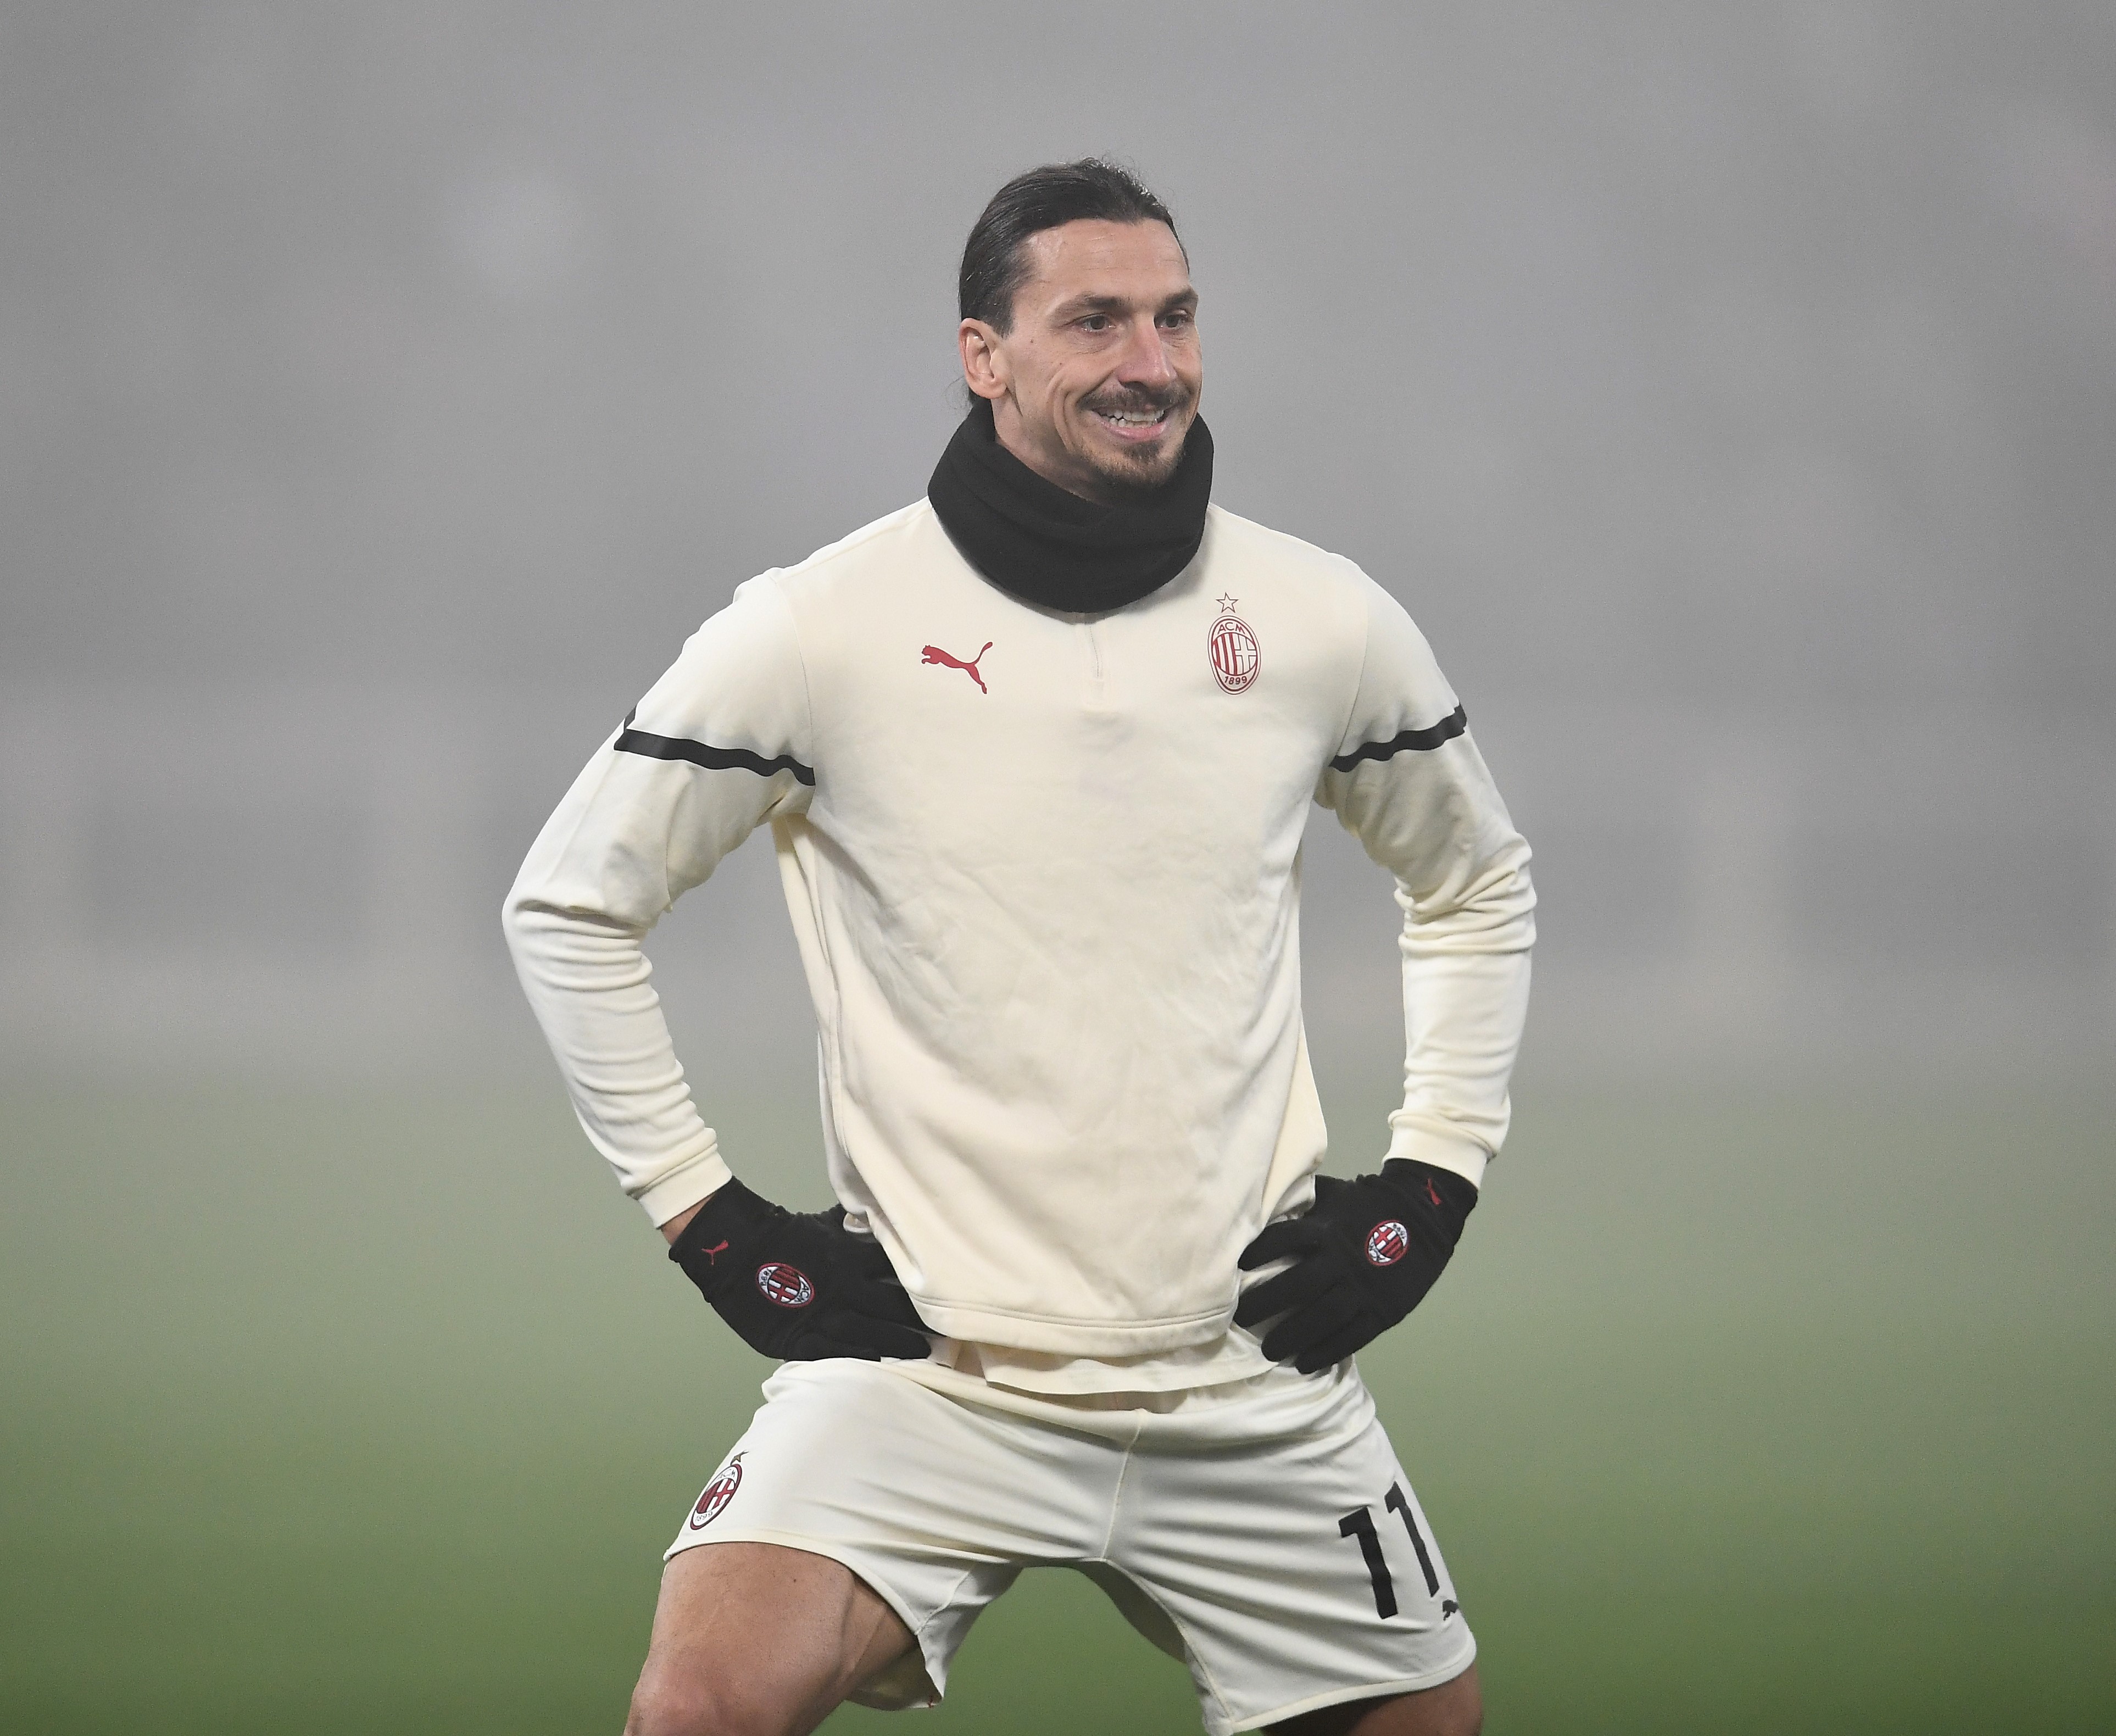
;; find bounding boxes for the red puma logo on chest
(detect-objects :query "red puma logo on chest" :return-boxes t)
[921,641,992,694]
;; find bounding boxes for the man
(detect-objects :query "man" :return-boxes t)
[505,159,1533,1736]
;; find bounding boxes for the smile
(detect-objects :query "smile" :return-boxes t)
[1089,405,1173,442]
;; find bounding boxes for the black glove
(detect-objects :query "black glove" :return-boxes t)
[669,1180,932,1362]
[1233,1161,1477,1374]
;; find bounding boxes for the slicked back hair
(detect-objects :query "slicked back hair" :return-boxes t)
[959,159,1183,334]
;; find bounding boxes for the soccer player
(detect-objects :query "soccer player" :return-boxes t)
[505,159,1533,1736]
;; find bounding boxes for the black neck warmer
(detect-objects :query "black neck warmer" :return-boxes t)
[927,397,1214,614]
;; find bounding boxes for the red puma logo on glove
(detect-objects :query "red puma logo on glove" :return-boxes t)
[1424,1177,1444,1209]
[922,642,992,693]
[701,1240,730,1265]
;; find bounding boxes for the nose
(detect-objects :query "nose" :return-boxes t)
[1114,316,1177,388]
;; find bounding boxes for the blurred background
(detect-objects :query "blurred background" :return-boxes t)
[3,4,2110,1732]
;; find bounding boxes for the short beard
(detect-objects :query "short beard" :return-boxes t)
[1079,394,1194,499]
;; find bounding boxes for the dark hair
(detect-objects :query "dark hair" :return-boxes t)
[959,158,1182,333]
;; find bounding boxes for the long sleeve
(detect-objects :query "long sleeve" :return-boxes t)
[502,576,815,1225]
[1315,576,1535,1188]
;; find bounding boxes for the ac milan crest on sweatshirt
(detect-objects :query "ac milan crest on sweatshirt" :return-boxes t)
[504,499,1534,1387]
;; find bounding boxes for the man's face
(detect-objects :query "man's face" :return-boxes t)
[960,218,1202,504]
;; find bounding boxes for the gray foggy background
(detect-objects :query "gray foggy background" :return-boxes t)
[6,10,2114,1734]
[3,0,2112,1093]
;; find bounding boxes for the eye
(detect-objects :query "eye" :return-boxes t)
[1079,314,1113,332]
[1160,309,1194,331]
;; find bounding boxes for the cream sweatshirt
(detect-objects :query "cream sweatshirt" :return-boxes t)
[504,499,1533,1391]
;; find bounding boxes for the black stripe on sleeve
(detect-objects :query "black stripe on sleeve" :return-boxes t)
[1328,704,1468,772]
[614,709,816,785]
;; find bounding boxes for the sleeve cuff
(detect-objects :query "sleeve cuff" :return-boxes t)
[1383,1120,1490,1189]
[637,1150,736,1227]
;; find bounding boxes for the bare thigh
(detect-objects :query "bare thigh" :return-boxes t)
[1271,1663,1483,1736]
[624,1542,917,1736]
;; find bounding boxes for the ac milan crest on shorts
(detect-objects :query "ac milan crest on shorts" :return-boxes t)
[1365,1220,1411,1266]
[687,1454,745,1529]
[755,1262,815,1307]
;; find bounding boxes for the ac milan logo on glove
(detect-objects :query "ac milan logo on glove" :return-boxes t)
[755,1262,815,1307]
[1366,1220,1411,1266]
[1209,596,1260,694]
[687,1454,744,1529]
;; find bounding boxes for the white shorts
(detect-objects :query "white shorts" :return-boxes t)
[665,1357,1474,1735]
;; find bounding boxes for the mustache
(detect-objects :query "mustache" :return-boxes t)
[1081,385,1192,418]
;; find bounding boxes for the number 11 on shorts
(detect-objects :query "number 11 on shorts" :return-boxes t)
[1338,1481,1442,1619]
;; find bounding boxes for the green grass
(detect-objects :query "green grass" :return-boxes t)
[2,1080,2110,1732]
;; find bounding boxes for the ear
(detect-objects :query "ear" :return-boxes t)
[957,318,1009,403]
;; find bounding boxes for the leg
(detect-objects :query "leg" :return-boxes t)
[625,1541,917,1736]
[1270,1664,1482,1736]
